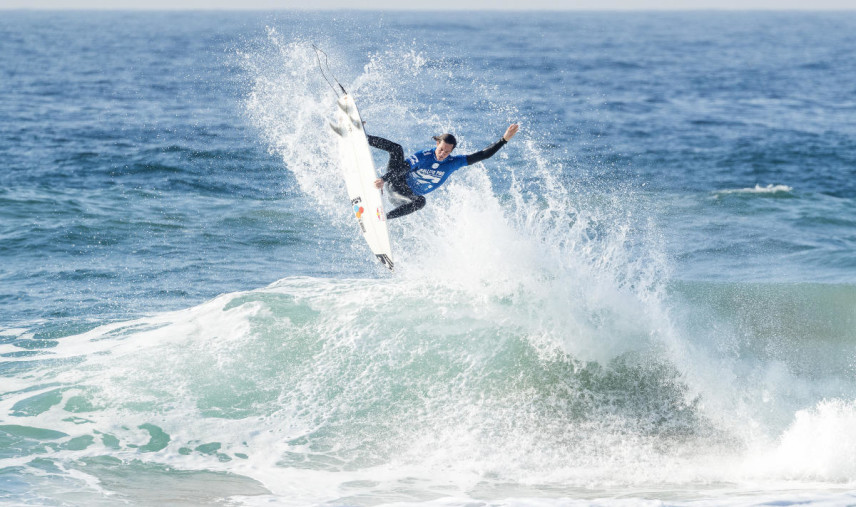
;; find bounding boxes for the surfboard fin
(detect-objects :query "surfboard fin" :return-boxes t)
[337,99,362,128]
[329,121,346,137]
[337,99,352,114]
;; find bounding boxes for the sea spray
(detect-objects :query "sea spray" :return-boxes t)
[242,32,343,213]
[233,30,722,491]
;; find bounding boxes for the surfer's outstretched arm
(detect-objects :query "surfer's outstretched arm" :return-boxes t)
[465,124,519,165]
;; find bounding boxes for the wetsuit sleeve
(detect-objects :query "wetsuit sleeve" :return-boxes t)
[465,138,508,166]
[367,135,400,154]
[367,135,408,182]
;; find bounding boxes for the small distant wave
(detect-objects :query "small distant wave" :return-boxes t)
[714,184,794,196]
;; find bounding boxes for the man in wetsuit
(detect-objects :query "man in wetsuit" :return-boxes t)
[368,123,519,219]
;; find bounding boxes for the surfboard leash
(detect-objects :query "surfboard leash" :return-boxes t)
[312,44,347,97]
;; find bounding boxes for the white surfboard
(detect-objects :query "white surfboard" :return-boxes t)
[330,94,394,270]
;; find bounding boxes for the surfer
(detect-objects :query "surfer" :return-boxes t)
[369,124,519,219]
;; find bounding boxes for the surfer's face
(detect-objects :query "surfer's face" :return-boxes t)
[435,141,455,161]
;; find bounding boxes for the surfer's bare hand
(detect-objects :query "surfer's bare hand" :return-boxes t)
[374,178,384,189]
[502,124,520,142]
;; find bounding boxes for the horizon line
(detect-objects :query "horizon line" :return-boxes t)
[3,6,856,10]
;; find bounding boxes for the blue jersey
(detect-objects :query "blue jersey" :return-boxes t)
[404,148,470,196]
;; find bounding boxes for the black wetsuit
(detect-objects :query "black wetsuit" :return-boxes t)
[367,135,508,219]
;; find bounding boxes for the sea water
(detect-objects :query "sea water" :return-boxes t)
[2,10,856,506]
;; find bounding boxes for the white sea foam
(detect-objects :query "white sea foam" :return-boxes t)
[751,398,856,483]
[4,275,856,505]
[0,327,29,337]
[715,183,794,196]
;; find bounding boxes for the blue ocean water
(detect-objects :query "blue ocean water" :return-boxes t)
[2,10,856,506]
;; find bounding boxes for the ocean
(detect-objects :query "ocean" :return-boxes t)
[2,10,856,506]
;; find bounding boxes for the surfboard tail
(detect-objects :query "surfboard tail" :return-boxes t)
[337,97,353,114]
[337,96,362,128]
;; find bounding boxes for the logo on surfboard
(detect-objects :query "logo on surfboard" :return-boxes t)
[351,197,367,231]
[352,197,364,218]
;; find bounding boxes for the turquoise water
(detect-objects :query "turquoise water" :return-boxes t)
[2,11,856,506]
